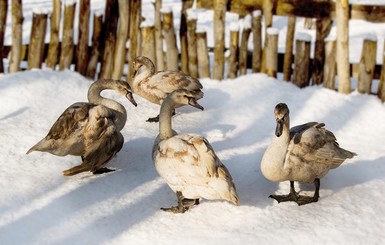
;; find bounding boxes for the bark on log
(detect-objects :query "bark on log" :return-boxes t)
[28,12,47,69]
[251,11,262,73]
[154,0,164,70]
[75,0,90,75]
[180,0,194,74]
[357,38,377,94]
[283,16,296,81]
[59,2,76,71]
[187,17,198,78]
[162,10,178,70]
[127,0,141,79]
[0,0,8,73]
[196,31,210,78]
[265,28,278,78]
[260,0,273,74]
[378,41,385,101]
[239,24,251,76]
[112,0,130,79]
[323,40,337,90]
[141,26,156,65]
[45,0,60,69]
[228,28,239,79]
[293,37,311,87]
[86,14,103,79]
[9,0,23,73]
[336,0,351,94]
[213,0,226,80]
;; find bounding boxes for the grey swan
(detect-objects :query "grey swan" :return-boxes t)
[152,89,239,213]
[261,103,356,205]
[130,56,204,122]
[27,78,137,176]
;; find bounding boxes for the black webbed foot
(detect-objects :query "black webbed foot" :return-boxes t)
[93,168,115,175]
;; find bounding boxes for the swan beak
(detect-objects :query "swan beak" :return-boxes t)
[188,98,204,111]
[275,119,283,137]
[126,92,137,107]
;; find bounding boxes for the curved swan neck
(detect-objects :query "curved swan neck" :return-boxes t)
[132,59,156,87]
[87,81,127,131]
[159,96,175,140]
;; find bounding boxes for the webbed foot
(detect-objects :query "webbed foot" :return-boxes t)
[93,168,115,175]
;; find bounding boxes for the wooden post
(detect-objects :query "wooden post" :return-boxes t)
[86,13,103,79]
[161,8,178,70]
[59,1,76,71]
[45,0,60,69]
[186,10,198,78]
[293,33,311,88]
[0,0,8,73]
[180,0,194,74]
[357,37,377,94]
[265,27,278,78]
[323,40,337,90]
[9,0,23,73]
[239,15,251,76]
[28,11,48,70]
[261,0,273,73]
[378,40,385,101]
[127,0,141,79]
[75,0,90,75]
[251,10,262,73]
[312,17,333,85]
[283,16,296,81]
[100,0,119,79]
[228,23,239,79]
[140,25,156,65]
[153,0,164,70]
[336,0,351,94]
[213,0,226,80]
[112,0,130,79]
[196,30,210,78]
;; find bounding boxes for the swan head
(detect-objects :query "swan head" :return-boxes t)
[274,103,289,137]
[168,89,204,111]
[102,79,137,107]
[132,56,154,77]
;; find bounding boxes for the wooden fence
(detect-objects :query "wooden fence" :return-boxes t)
[0,0,385,101]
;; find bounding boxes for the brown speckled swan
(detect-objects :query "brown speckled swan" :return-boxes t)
[130,56,204,122]
[27,79,137,176]
[152,89,239,213]
[261,103,356,205]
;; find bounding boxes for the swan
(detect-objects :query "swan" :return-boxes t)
[130,56,204,122]
[152,89,239,213]
[261,103,356,205]
[27,78,137,176]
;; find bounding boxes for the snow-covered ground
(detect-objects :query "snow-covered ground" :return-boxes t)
[1,0,385,244]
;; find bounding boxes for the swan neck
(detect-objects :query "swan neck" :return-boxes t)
[132,60,155,87]
[159,96,175,140]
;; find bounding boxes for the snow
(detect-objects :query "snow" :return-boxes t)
[1,0,385,244]
[296,32,312,42]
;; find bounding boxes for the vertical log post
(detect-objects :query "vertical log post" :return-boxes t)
[292,33,312,88]
[127,0,141,79]
[357,37,377,94]
[161,8,178,70]
[312,17,333,85]
[323,40,337,90]
[196,30,210,78]
[251,10,262,73]
[239,15,251,76]
[186,9,198,78]
[265,27,278,78]
[336,0,351,94]
[86,13,103,79]
[28,11,48,70]
[45,0,60,69]
[59,2,76,70]
[180,0,194,74]
[261,0,273,73]
[100,0,119,79]
[213,0,226,80]
[112,0,129,79]
[153,0,164,70]
[283,16,296,81]
[228,23,239,79]
[378,40,385,101]
[75,0,90,75]
[0,0,8,73]
[9,0,23,73]
[140,24,156,64]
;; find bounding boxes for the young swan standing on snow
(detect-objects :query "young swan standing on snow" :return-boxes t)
[130,56,204,122]
[152,89,239,213]
[27,79,137,176]
[261,103,356,205]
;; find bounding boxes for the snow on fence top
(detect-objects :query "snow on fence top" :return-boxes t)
[32,8,49,15]
[160,6,172,14]
[243,14,252,29]
[229,22,240,32]
[296,32,312,42]
[187,8,198,20]
[253,10,262,17]
[266,27,279,35]
[64,0,76,6]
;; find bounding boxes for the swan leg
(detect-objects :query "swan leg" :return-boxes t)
[93,168,116,175]
[269,181,299,203]
[161,191,196,213]
[63,164,89,176]
[296,178,320,206]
